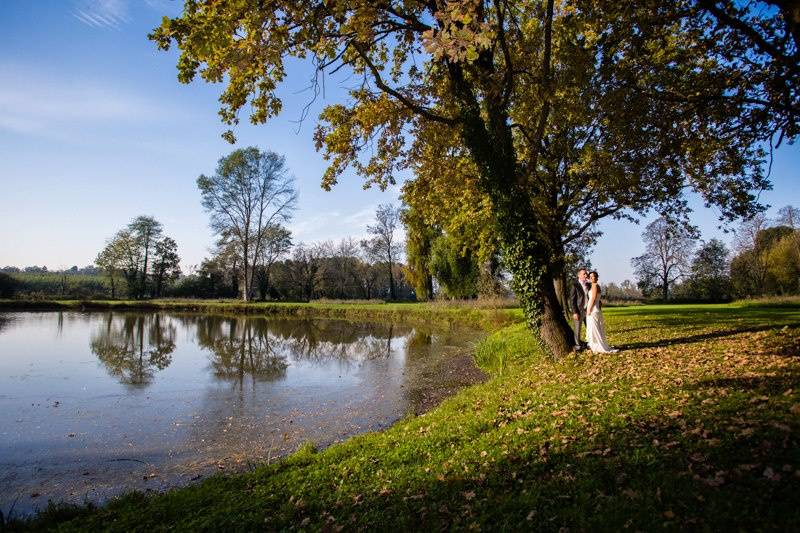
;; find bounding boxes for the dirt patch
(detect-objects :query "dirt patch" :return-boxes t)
[409,352,487,414]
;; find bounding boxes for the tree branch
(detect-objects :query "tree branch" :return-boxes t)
[351,42,459,125]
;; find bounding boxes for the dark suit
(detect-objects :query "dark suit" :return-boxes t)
[569,280,589,348]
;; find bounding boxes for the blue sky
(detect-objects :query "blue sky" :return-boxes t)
[1,0,798,283]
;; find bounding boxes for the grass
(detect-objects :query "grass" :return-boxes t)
[6,300,800,531]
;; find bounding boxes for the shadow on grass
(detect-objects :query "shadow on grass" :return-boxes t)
[616,322,800,351]
[309,377,800,531]
[13,373,800,532]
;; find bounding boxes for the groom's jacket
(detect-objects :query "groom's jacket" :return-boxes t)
[569,281,589,316]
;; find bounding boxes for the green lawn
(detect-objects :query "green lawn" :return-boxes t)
[9,301,800,531]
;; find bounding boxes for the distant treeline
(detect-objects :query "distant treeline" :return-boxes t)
[171,240,415,301]
[631,206,800,303]
[0,245,415,301]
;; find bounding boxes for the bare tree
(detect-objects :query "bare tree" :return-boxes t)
[631,217,696,300]
[197,147,297,301]
[732,213,772,294]
[734,213,771,253]
[362,204,403,300]
[776,205,800,229]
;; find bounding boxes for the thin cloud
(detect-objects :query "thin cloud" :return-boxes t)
[0,64,186,141]
[72,0,129,30]
[291,203,407,249]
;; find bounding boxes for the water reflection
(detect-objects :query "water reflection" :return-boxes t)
[181,315,410,367]
[0,310,484,515]
[275,320,399,363]
[90,313,176,388]
[194,316,288,383]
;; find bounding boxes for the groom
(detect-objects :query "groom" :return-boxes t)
[568,268,590,351]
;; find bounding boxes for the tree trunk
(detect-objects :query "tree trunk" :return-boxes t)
[242,243,250,302]
[155,269,163,298]
[457,128,574,357]
[426,273,434,301]
[504,232,573,358]
[539,277,575,357]
[553,275,568,313]
[141,241,149,300]
[388,260,396,300]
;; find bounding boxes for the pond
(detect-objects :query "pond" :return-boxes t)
[0,311,485,516]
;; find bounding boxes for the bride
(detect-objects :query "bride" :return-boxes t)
[585,271,618,354]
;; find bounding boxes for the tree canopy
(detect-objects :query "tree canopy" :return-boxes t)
[151,0,798,357]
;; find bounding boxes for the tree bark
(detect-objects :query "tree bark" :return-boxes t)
[450,96,574,358]
[141,238,150,300]
[242,242,250,302]
[388,259,396,300]
[553,275,567,312]
[426,272,434,301]
[493,202,574,359]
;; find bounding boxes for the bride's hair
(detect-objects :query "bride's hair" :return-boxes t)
[589,271,599,282]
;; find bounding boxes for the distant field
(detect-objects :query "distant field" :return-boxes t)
[5,272,112,299]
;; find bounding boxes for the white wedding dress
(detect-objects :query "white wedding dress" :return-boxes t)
[585,285,618,354]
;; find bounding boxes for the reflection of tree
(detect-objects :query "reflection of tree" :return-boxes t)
[194,316,288,383]
[275,320,406,363]
[91,313,176,388]
[181,315,413,370]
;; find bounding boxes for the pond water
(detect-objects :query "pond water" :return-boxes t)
[0,311,484,515]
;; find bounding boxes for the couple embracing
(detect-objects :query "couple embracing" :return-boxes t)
[569,268,618,354]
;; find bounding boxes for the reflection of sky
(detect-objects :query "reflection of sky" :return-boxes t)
[0,311,478,514]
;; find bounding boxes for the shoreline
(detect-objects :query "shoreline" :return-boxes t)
[0,299,517,332]
[0,302,495,519]
[6,301,800,530]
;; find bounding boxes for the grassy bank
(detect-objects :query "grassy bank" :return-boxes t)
[0,299,515,332]
[9,301,800,531]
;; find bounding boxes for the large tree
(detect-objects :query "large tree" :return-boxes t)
[687,238,731,301]
[631,217,696,300]
[152,0,795,357]
[128,216,163,299]
[362,204,403,300]
[197,147,298,301]
[96,217,179,299]
[151,236,182,297]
